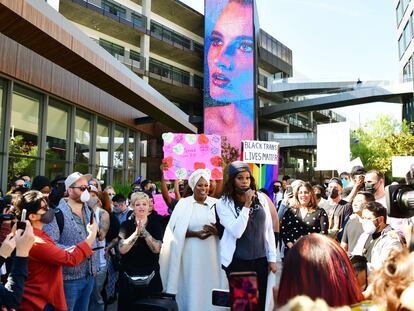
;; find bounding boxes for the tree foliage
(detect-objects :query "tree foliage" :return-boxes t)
[351,114,414,181]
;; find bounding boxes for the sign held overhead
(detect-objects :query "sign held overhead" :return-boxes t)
[242,140,279,165]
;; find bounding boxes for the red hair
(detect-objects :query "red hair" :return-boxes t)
[277,233,364,307]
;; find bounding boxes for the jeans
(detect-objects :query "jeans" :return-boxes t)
[64,275,95,311]
[43,304,54,311]
[89,267,107,311]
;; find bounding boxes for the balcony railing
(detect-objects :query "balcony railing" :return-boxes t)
[70,0,203,57]
[70,0,147,33]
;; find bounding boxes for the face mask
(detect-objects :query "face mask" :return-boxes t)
[108,194,114,200]
[328,188,339,199]
[341,179,349,188]
[40,208,55,224]
[87,197,98,208]
[80,189,90,203]
[273,186,280,193]
[315,193,322,200]
[365,182,377,194]
[112,205,121,213]
[25,181,31,188]
[361,219,377,235]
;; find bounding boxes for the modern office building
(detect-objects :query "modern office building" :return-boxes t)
[0,0,345,190]
[396,0,414,122]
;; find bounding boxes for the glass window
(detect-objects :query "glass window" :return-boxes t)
[403,58,412,82]
[46,99,69,180]
[397,1,403,26]
[96,118,109,168]
[399,34,405,59]
[127,131,135,184]
[99,39,125,57]
[113,126,124,184]
[132,13,144,28]
[74,110,91,165]
[404,21,410,50]
[130,50,141,62]
[9,84,41,182]
[102,0,126,19]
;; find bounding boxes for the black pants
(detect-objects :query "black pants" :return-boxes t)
[223,257,268,311]
[117,271,163,311]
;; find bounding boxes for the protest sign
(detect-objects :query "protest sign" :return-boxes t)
[316,122,350,171]
[162,133,223,180]
[242,140,279,165]
[153,193,174,216]
[392,156,414,177]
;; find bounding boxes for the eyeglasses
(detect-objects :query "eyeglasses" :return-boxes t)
[70,185,90,192]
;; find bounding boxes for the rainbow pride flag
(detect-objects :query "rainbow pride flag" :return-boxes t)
[249,163,279,198]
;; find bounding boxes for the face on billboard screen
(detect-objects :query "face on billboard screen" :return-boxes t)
[204,0,254,154]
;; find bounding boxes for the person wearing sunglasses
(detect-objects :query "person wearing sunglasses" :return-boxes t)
[16,190,98,311]
[43,172,99,311]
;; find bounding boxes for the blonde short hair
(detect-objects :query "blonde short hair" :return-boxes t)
[130,192,149,207]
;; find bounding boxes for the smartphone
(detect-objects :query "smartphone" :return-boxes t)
[89,212,94,225]
[92,246,104,251]
[229,272,259,311]
[286,185,293,196]
[17,209,27,231]
[211,289,230,308]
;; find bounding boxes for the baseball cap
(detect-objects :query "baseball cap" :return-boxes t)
[227,161,251,177]
[65,172,92,190]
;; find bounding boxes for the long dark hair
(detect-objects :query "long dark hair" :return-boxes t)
[222,171,257,202]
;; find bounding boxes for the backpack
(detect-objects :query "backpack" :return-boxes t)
[55,205,94,235]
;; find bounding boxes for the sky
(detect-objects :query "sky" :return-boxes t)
[180,0,403,127]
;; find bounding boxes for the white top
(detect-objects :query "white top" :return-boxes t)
[216,192,278,267]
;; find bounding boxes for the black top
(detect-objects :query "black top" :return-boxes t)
[119,218,163,275]
[281,207,329,248]
[341,217,364,253]
[148,210,167,235]
[234,202,267,260]
[330,200,353,241]
[106,212,120,243]
[0,256,28,308]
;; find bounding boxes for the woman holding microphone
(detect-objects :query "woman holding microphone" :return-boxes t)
[216,161,277,311]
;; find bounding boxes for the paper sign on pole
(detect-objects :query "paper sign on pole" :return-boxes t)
[162,133,223,180]
[316,122,350,171]
[242,140,279,165]
[392,156,414,177]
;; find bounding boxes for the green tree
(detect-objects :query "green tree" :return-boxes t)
[351,114,414,181]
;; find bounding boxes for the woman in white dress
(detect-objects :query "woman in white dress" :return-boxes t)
[159,169,225,311]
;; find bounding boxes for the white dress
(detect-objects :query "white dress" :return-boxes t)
[159,196,228,311]
[176,203,224,311]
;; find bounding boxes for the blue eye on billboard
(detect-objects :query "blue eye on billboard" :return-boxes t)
[204,0,255,154]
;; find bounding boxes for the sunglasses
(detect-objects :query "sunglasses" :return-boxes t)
[70,185,90,192]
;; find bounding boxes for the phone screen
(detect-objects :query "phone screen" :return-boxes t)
[229,272,259,311]
[17,209,27,231]
[211,289,230,307]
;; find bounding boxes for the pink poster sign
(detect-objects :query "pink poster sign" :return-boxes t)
[153,193,174,216]
[162,133,223,180]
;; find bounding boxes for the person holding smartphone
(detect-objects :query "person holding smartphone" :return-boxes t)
[16,190,98,311]
[216,161,277,311]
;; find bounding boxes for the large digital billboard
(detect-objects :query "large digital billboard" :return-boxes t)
[204,0,255,154]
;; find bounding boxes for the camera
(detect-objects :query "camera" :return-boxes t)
[385,165,414,219]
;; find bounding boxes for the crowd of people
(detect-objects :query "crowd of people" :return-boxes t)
[0,162,412,311]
